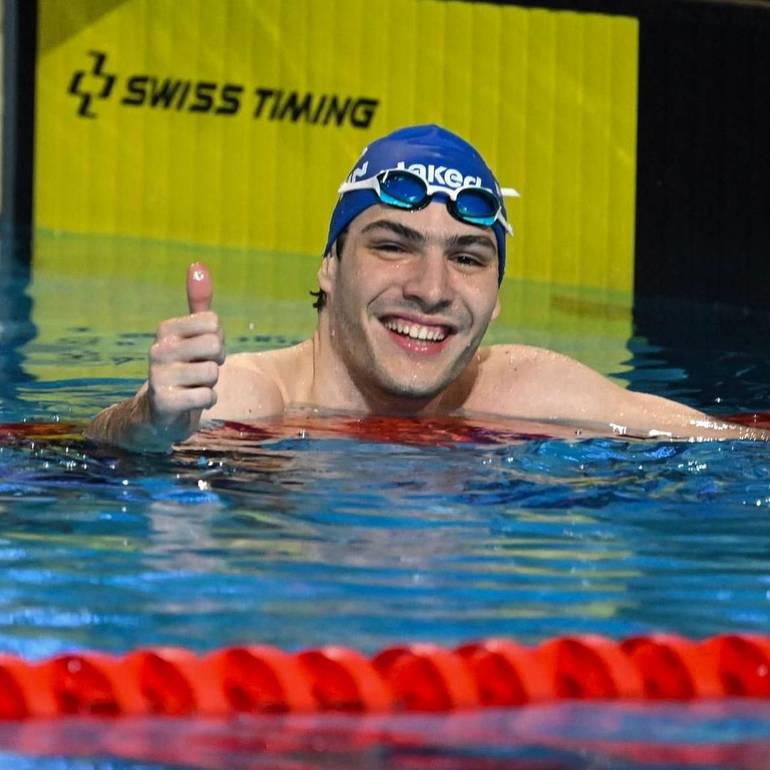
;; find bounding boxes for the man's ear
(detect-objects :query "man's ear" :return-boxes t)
[491,295,501,322]
[318,250,337,294]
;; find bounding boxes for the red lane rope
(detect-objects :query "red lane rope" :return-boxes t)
[723,411,770,430]
[1,634,769,718]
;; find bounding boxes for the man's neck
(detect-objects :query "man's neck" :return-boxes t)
[307,325,465,416]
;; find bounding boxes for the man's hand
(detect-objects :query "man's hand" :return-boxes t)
[145,262,225,444]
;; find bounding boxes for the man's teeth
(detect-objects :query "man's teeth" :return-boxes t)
[385,319,447,342]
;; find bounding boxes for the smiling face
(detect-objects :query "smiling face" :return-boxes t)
[317,201,501,410]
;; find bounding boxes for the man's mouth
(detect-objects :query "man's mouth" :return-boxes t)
[383,318,450,343]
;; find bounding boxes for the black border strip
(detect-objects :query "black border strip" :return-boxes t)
[1,0,38,240]
[459,0,770,23]
[634,0,770,309]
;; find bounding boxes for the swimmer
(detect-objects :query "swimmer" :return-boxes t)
[87,124,766,451]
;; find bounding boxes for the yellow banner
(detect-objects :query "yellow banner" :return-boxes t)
[35,0,638,294]
[26,231,634,383]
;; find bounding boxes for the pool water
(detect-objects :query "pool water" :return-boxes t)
[2,237,770,768]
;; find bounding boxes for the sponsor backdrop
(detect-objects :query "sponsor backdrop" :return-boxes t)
[17,0,770,388]
[34,0,638,312]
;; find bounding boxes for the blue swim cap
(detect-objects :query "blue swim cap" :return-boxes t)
[324,124,514,282]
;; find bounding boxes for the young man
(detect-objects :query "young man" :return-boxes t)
[87,124,761,452]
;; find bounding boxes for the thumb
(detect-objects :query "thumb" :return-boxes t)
[187,262,213,314]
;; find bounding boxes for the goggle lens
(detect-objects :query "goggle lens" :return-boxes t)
[453,188,499,226]
[378,171,431,209]
[377,170,500,227]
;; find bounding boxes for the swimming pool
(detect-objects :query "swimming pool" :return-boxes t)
[2,234,770,768]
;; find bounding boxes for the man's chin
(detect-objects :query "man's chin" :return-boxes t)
[376,373,454,405]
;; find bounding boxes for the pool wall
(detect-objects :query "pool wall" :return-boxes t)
[30,0,639,299]
[2,0,770,382]
[3,0,765,302]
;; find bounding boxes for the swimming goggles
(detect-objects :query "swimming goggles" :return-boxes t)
[338,169,517,235]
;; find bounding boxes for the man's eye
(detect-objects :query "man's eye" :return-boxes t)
[373,241,407,252]
[453,254,485,267]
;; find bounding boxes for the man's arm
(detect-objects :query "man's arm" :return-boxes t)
[599,388,764,440]
[86,262,225,452]
[491,345,769,440]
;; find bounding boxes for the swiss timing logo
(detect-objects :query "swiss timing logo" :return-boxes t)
[67,51,116,118]
[66,50,379,129]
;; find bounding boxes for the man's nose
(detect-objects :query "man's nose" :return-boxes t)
[401,252,453,311]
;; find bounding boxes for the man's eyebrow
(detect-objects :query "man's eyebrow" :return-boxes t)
[445,233,496,253]
[360,220,427,243]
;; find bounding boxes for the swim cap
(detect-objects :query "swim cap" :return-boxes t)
[324,124,514,282]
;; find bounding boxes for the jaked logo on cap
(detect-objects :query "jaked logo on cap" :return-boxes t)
[325,124,518,283]
[394,162,482,190]
[346,160,482,190]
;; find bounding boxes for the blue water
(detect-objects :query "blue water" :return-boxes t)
[3,424,770,660]
[3,253,770,768]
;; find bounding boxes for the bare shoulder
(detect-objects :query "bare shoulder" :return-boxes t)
[475,343,617,406]
[479,343,599,385]
[469,344,718,435]
[203,343,311,421]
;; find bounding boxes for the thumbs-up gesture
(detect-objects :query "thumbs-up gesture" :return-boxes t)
[146,262,225,444]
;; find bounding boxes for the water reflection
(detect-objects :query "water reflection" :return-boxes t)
[0,701,769,769]
[0,233,36,415]
[631,296,770,413]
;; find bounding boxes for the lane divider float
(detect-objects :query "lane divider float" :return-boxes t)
[1,634,769,718]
